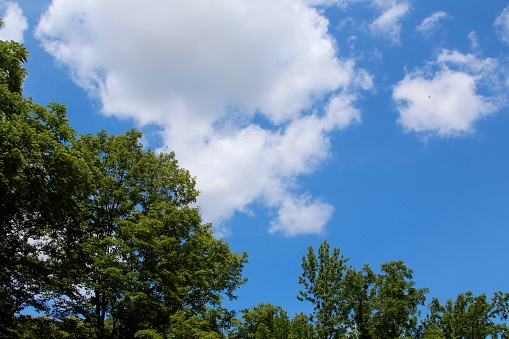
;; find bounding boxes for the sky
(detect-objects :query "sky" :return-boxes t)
[2,0,509,317]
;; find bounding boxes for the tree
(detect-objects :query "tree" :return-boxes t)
[50,130,247,339]
[370,261,428,339]
[343,264,376,339]
[297,241,428,339]
[229,303,290,339]
[7,315,95,339]
[298,240,350,339]
[46,130,150,338]
[0,21,90,334]
[289,313,316,339]
[422,291,509,338]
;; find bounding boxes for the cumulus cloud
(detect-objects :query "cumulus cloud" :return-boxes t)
[494,5,509,45]
[36,0,370,236]
[416,11,449,37]
[370,1,410,44]
[269,193,334,237]
[0,1,28,43]
[393,49,504,137]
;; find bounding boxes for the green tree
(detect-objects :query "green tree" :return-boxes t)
[297,241,428,339]
[422,291,509,338]
[370,261,428,339]
[343,264,376,339]
[0,21,90,334]
[298,240,350,339]
[341,261,427,339]
[50,130,247,339]
[164,307,224,339]
[289,313,316,339]
[47,130,149,338]
[230,303,290,339]
[8,315,95,339]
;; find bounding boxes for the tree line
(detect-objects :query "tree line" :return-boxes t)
[229,241,508,339]
[1,22,508,338]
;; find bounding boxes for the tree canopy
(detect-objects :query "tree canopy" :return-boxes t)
[0,19,91,332]
[298,241,428,339]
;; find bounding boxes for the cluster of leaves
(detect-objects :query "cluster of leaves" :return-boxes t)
[0,23,247,339]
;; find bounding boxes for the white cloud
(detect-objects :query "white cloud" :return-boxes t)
[416,11,449,37]
[393,49,503,137]
[494,5,509,45]
[0,1,28,43]
[305,0,365,10]
[305,0,347,8]
[269,193,334,237]
[370,2,410,44]
[468,31,479,50]
[36,0,370,236]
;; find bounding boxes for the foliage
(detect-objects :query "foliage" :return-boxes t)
[298,240,350,338]
[421,291,509,338]
[289,313,316,339]
[0,20,90,334]
[133,329,164,339]
[370,261,428,339]
[48,130,247,339]
[167,308,225,339]
[297,241,428,339]
[3,315,95,339]
[343,264,376,339]
[229,303,290,339]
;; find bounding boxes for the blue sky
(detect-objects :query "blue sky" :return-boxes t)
[3,0,509,317]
